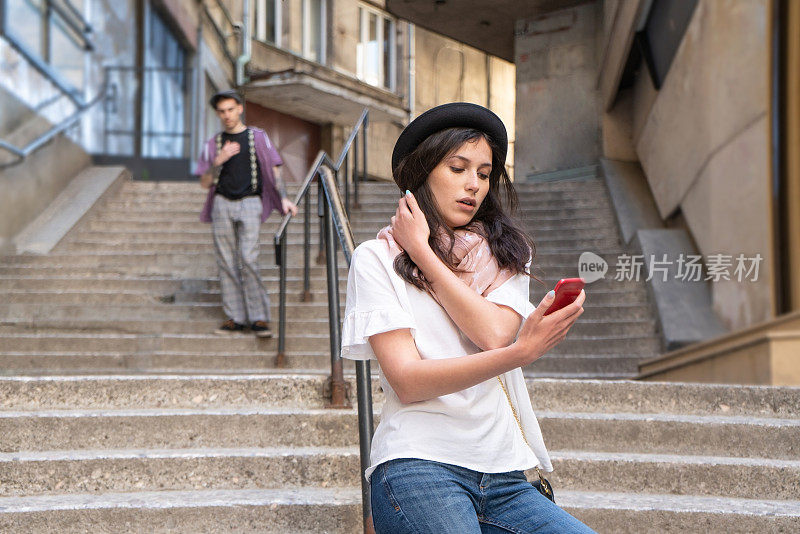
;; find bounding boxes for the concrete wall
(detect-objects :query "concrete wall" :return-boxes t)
[513,1,601,177]
[630,0,771,329]
[414,26,516,179]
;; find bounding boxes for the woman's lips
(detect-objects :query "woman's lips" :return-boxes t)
[456,198,476,211]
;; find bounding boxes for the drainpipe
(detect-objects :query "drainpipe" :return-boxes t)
[236,0,251,86]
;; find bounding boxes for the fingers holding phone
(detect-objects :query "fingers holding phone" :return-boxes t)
[512,281,586,366]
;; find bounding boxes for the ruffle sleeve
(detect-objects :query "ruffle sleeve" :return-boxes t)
[485,271,536,319]
[341,241,416,361]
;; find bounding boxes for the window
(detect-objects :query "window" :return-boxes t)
[1,0,91,96]
[638,0,699,90]
[254,0,325,63]
[357,4,395,90]
[141,3,189,158]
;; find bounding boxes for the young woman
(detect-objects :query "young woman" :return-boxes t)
[341,103,594,534]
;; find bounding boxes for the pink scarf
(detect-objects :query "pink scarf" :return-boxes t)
[377,223,514,303]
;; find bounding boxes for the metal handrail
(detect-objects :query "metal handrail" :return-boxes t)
[0,78,107,168]
[54,0,93,35]
[273,109,373,533]
[50,0,93,49]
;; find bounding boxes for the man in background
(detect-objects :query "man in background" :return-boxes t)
[197,90,297,337]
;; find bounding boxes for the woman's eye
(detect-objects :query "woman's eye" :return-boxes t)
[478,173,489,180]
[450,167,464,173]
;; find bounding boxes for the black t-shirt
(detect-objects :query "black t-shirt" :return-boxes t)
[215,129,262,200]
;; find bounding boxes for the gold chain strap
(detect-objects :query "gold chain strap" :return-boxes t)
[214,129,258,192]
[496,375,529,445]
[496,375,550,491]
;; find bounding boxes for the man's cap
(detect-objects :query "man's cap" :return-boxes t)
[391,102,508,172]
[209,89,244,109]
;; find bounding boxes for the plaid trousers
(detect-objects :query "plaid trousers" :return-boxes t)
[211,195,271,324]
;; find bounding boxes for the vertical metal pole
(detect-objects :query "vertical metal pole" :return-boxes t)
[353,128,359,209]
[323,196,347,408]
[356,360,374,532]
[275,233,287,367]
[317,178,325,265]
[358,115,368,208]
[302,192,312,302]
[344,152,350,216]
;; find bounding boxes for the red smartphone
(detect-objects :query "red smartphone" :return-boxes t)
[543,278,585,316]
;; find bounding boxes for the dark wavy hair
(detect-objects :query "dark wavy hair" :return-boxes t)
[392,127,538,291]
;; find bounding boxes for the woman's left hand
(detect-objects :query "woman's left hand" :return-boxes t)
[390,191,430,260]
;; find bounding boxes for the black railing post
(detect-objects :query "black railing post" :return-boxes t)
[353,128,360,209]
[358,115,368,208]
[344,151,351,216]
[317,178,325,265]
[323,190,348,409]
[271,112,373,533]
[355,359,374,531]
[275,233,288,367]
[302,191,312,302]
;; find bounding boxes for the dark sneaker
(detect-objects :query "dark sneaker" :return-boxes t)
[215,319,246,335]
[251,320,273,338]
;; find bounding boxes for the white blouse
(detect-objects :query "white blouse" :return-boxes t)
[341,239,553,482]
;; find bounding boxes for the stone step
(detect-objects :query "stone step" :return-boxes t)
[0,260,632,282]
[0,279,649,304]
[99,193,612,211]
[0,487,796,533]
[2,447,797,502]
[119,178,605,192]
[87,211,619,228]
[0,408,796,459]
[0,351,643,378]
[0,308,656,338]
[62,233,623,251]
[537,411,800,460]
[0,487,363,533]
[0,446,362,497]
[0,276,349,294]
[0,330,661,356]
[117,185,608,200]
[548,450,800,501]
[525,354,642,377]
[527,379,800,417]
[0,374,381,410]
[0,352,361,375]
[2,376,797,418]
[81,221,623,240]
[0,302,341,322]
[51,245,628,268]
[0,271,647,292]
[96,203,617,219]
[0,332,335,353]
[0,407,361,450]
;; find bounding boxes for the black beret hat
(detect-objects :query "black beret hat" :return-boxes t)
[391,102,508,172]
[209,89,244,109]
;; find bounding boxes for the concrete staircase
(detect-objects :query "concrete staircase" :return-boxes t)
[0,176,798,532]
[0,174,654,378]
[0,375,797,532]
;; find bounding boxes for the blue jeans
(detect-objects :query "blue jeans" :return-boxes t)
[370,458,596,534]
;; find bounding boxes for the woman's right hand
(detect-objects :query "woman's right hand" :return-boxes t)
[512,289,586,366]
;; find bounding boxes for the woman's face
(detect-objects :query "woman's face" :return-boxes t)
[426,136,492,229]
